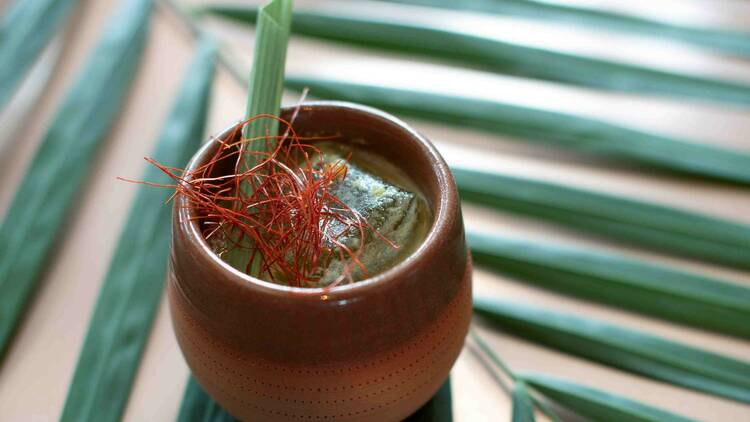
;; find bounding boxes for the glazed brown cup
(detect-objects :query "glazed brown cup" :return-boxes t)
[169,102,471,421]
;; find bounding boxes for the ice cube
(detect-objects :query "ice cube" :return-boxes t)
[319,161,419,285]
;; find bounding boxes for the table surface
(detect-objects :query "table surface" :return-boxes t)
[1,0,749,420]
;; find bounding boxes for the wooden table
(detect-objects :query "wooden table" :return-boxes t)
[1,0,749,420]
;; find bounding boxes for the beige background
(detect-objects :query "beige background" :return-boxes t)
[1,0,749,420]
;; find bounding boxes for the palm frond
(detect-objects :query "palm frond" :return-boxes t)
[379,0,750,58]
[521,374,695,422]
[468,231,750,338]
[202,4,750,105]
[474,298,750,404]
[0,0,153,361]
[285,78,750,186]
[0,0,80,111]
[454,167,750,270]
[60,37,216,422]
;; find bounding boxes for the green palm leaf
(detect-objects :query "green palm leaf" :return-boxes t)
[378,0,750,58]
[511,382,536,422]
[60,37,216,422]
[0,0,153,360]
[521,374,695,422]
[468,231,750,338]
[284,78,750,186]
[453,167,750,270]
[200,4,750,106]
[0,30,63,156]
[0,0,80,111]
[406,378,453,422]
[474,298,750,403]
[178,378,237,422]
[473,330,694,422]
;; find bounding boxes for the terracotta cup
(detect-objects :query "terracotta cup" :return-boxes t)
[169,102,472,421]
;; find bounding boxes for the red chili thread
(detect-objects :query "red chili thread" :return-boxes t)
[121,114,397,288]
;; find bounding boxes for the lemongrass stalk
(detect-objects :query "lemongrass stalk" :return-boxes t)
[241,0,292,140]
[238,0,291,200]
[221,0,293,276]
